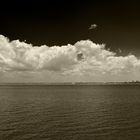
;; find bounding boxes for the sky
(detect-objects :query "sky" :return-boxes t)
[0,0,140,83]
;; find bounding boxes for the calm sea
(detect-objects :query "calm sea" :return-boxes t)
[0,85,140,140]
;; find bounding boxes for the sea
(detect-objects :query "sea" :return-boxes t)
[0,85,140,140]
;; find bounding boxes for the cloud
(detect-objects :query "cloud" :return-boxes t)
[89,24,97,30]
[0,34,140,82]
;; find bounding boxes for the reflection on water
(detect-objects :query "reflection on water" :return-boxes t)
[0,85,140,140]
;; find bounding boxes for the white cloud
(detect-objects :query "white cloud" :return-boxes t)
[0,35,140,82]
[89,24,97,30]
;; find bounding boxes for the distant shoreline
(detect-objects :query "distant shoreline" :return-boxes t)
[0,82,140,86]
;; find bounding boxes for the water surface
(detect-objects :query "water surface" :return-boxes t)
[0,85,140,140]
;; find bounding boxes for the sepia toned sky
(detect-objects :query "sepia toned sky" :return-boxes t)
[0,0,140,83]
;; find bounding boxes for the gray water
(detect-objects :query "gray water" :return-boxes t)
[0,85,140,140]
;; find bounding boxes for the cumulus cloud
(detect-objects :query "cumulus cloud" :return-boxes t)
[0,34,140,82]
[89,24,97,30]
